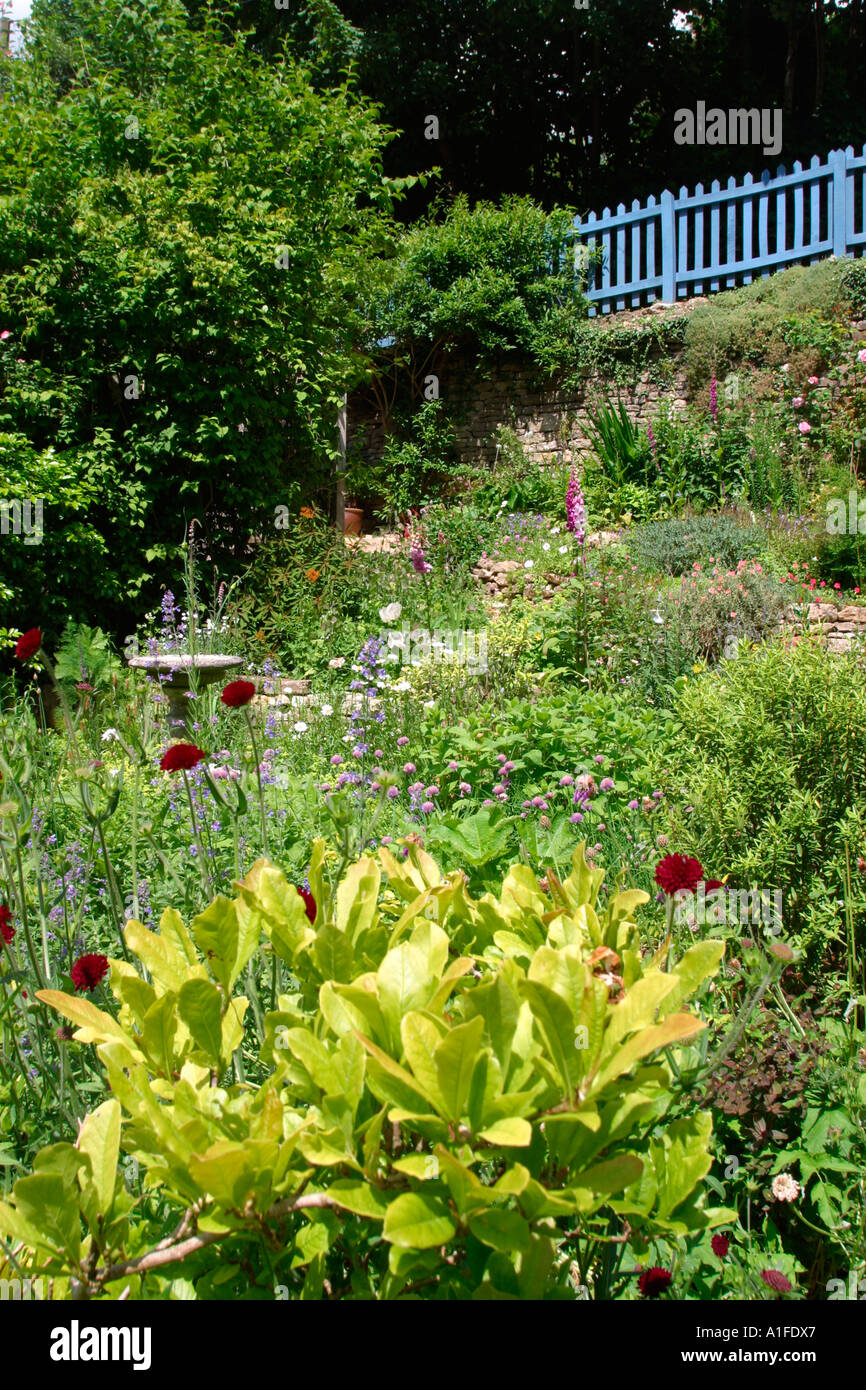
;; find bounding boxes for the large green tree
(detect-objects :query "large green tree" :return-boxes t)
[0,0,402,638]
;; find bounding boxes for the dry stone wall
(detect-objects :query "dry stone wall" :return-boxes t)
[348,348,689,470]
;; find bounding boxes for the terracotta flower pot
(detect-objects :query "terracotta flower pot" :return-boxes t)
[344,505,364,536]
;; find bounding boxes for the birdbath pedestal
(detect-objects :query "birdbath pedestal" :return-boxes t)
[127,653,244,733]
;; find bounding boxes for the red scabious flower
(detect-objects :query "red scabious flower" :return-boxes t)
[220,679,256,709]
[655,853,705,896]
[761,1269,792,1293]
[70,953,110,992]
[637,1266,672,1298]
[0,904,14,945]
[160,743,206,772]
[14,628,42,662]
[704,879,724,893]
[711,1233,729,1259]
[298,886,317,924]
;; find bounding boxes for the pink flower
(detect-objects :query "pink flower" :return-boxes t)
[792,396,804,407]
[859,349,866,364]
[808,375,819,385]
[0,330,10,341]
[798,421,811,434]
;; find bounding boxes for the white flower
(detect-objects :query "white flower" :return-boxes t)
[293,720,308,734]
[542,542,550,551]
[101,728,120,743]
[524,559,534,569]
[320,704,333,717]
[393,680,412,693]
[328,657,345,669]
[500,500,508,509]
[379,602,402,624]
[771,1173,800,1203]
[423,699,436,708]
[558,544,568,554]
[550,526,561,535]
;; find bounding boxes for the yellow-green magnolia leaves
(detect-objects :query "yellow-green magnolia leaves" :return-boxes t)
[177,979,224,1064]
[382,1192,456,1249]
[76,1098,121,1218]
[36,989,144,1061]
[477,1117,532,1147]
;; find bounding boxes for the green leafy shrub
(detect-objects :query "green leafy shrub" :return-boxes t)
[0,842,730,1299]
[660,640,866,965]
[0,0,398,635]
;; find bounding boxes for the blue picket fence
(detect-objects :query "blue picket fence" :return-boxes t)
[574,145,866,316]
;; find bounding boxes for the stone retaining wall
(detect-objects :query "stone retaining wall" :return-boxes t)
[348,348,688,471]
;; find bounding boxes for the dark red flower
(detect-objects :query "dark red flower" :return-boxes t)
[761,1269,792,1293]
[160,743,206,772]
[704,879,724,893]
[711,1233,729,1259]
[637,1266,672,1298]
[220,679,256,709]
[655,853,705,896]
[0,904,14,946]
[14,628,42,662]
[70,953,110,992]
[298,886,317,924]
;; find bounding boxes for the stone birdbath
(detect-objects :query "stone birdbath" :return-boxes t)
[127,653,244,733]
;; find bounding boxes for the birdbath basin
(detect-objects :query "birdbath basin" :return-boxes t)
[127,653,244,732]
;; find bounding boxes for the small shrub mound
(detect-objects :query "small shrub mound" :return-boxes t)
[661,639,866,963]
[630,514,766,575]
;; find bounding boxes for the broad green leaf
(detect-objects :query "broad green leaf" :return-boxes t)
[158,906,199,968]
[477,1117,532,1147]
[125,918,190,994]
[593,1014,706,1092]
[401,1012,447,1112]
[12,1174,81,1262]
[336,857,380,943]
[464,969,521,1072]
[35,990,144,1061]
[469,1209,531,1254]
[378,942,434,1049]
[657,941,726,1017]
[519,979,577,1097]
[435,1015,486,1122]
[76,1099,121,1218]
[140,994,179,1077]
[382,1192,456,1249]
[327,1180,392,1220]
[177,979,224,1064]
[314,924,355,983]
